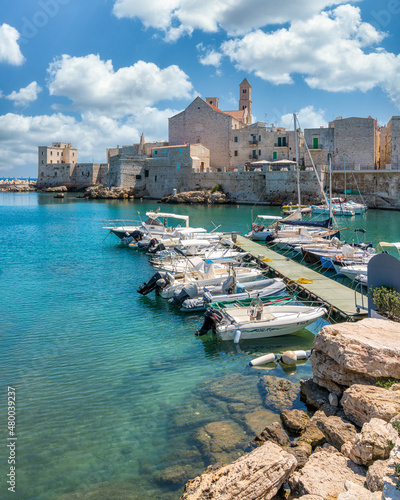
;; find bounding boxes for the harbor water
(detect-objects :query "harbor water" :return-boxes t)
[1,193,399,499]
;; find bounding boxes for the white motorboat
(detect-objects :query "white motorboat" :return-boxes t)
[333,263,368,280]
[245,215,283,240]
[311,204,355,216]
[137,262,263,299]
[104,211,190,240]
[196,299,326,341]
[180,278,286,311]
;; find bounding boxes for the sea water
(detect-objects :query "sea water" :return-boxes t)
[0,193,399,499]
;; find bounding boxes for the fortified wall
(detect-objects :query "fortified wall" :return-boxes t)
[37,163,108,189]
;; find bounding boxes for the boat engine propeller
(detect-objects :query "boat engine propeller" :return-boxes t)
[148,242,166,254]
[137,271,173,295]
[195,307,224,336]
[146,238,160,252]
[131,230,145,242]
[169,283,198,305]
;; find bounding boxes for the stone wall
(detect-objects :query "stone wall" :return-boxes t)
[388,116,400,170]
[37,163,108,188]
[332,117,376,170]
[332,170,400,209]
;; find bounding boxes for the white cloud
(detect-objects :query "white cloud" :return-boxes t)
[5,82,42,107]
[111,0,350,40]
[198,46,223,67]
[219,5,400,107]
[47,54,194,117]
[0,107,179,175]
[0,24,25,65]
[280,106,328,130]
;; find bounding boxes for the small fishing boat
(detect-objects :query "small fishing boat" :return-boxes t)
[180,278,286,311]
[311,204,355,216]
[196,298,326,341]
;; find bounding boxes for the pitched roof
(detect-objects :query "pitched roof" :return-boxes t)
[240,78,251,86]
[223,110,245,120]
[207,102,224,113]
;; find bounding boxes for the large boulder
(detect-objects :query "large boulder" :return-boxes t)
[179,441,297,500]
[341,418,398,466]
[300,379,330,409]
[337,480,383,499]
[341,384,400,427]
[280,409,310,435]
[310,319,400,393]
[254,421,290,447]
[366,459,390,492]
[316,415,358,451]
[288,447,367,498]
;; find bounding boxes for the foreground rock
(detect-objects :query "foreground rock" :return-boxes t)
[161,190,231,204]
[280,409,310,435]
[288,447,367,498]
[337,480,383,499]
[180,441,297,500]
[316,415,358,451]
[310,318,400,393]
[341,384,400,427]
[341,418,398,466]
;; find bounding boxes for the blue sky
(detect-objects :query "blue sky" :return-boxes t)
[1,0,400,177]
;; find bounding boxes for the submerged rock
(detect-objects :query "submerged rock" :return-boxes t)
[192,420,248,464]
[258,375,299,412]
[180,441,297,500]
[241,407,279,437]
[254,421,290,447]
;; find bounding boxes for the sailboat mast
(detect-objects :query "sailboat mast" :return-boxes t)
[343,153,347,200]
[329,153,333,221]
[294,113,301,208]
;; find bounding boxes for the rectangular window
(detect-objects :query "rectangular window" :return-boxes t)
[179,148,182,153]
[234,151,238,156]
[278,137,282,147]
[41,160,44,164]
[313,137,319,149]
[136,174,142,180]
[243,89,246,93]
[154,150,158,155]
[41,151,44,155]
[145,170,149,178]
[258,150,261,155]
[283,137,287,146]
[273,151,277,160]
[177,164,180,169]
[164,150,167,155]
[258,135,261,141]
[201,148,204,154]
[234,136,238,142]
[57,152,59,155]
[50,151,52,155]
[252,150,257,158]
[155,175,157,182]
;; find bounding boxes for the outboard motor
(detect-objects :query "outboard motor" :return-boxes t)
[148,242,166,254]
[169,283,198,305]
[131,230,144,242]
[265,234,275,243]
[137,271,173,295]
[146,238,159,252]
[196,307,224,336]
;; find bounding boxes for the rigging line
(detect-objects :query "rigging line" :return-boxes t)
[296,116,339,228]
[351,171,367,206]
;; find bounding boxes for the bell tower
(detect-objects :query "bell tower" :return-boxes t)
[239,78,252,126]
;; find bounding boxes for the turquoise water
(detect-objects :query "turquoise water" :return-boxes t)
[1,193,399,500]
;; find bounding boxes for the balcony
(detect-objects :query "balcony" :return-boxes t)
[274,142,288,148]
[249,140,258,145]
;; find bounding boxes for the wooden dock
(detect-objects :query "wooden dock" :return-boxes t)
[235,235,367,321]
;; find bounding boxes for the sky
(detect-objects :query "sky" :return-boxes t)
[1,0,400,177]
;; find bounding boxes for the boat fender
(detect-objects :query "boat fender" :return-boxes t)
[292,350,308,360]
[234,329,242,344]
[281,350,297,365]
[249,353,276,366]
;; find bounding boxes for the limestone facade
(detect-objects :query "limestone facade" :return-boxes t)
[38,142,77,167]
[387,116,400,170]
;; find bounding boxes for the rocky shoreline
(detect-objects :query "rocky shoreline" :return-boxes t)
[178,318,400,500]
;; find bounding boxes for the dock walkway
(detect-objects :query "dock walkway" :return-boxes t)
[236,236,367,320]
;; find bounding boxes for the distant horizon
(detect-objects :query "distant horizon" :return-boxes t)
[1,0,400,177]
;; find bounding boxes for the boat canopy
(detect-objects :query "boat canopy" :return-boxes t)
[280,217,332,228]
[179,239,211,247]
[256,215,283,220]
[145,212,190,227]
[176,227,207,234]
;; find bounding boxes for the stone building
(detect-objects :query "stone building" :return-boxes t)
[168,79,252,169]
[38,142,77,167]
[386,116,400,170]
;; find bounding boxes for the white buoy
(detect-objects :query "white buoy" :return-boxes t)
[281,350,297,365]
[234,329,242,344]
[249,353,275,366]
[292,350,308,360]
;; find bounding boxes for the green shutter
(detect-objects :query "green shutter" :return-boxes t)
[313,138,319,149]
[273,151,277,160]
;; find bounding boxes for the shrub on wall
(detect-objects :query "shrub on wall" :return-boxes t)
[371,286,400,321]
[211,184,224,193]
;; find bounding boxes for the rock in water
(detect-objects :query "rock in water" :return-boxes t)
[179,441,297,500]
[259,375,299,411]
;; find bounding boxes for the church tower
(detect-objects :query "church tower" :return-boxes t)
[239,78,252,126]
